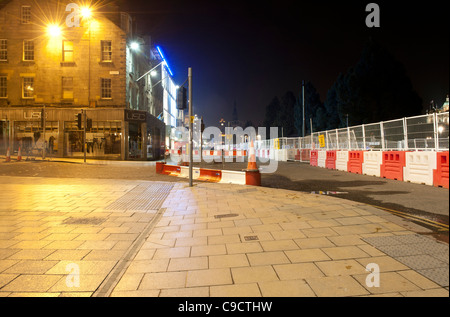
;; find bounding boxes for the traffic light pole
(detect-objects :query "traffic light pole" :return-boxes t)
[83,109,87,163]
[188,67,193,187]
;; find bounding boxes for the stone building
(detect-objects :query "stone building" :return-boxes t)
[0,0,173,160]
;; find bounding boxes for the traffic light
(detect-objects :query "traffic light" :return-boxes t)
[176,86,187,110]
[75,113,82,130]
[87,118,92,130]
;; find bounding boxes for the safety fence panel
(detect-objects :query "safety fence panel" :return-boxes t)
[383,119,405,150]
[364,123,383,150]
[406,115,435,150]
[436,113,449,150]
[348,125,364,150]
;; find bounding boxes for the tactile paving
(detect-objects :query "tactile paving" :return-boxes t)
[105,182,174,211]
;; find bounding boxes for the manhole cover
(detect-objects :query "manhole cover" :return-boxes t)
[63,217,106,225]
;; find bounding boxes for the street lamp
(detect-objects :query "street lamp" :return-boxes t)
[46,24,62,37]
[80,6,92,19]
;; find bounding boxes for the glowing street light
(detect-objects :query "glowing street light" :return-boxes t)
[80,6,92,19]
[130,42,140,51]
[47,24,62,37]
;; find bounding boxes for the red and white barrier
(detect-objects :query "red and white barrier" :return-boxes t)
[434,151,449,189]
[335,150,349,171]
[380,151,407,181]
[156,163,260,186]
[317,150,327,168]
[363,151,383,177]
[347,151,365,174]
[404,151,437,185]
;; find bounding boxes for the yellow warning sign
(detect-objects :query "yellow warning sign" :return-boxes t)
[318,134,326,148]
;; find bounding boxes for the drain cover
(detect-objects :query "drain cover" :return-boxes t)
[243,235,259,241]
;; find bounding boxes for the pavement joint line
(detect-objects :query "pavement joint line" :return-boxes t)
[92,207,167,297]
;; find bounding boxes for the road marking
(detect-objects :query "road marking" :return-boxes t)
[369,204,449,232]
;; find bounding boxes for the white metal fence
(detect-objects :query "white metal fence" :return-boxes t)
[256,112,449,152]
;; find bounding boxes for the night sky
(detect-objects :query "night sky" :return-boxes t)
[118,0,448,128]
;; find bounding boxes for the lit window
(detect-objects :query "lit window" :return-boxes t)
[63,40,74,62]
[101,78,112,99]
[0,40,7,61]
[23,40,34,61]
[0,76,7,98]
[62,77,73,100]
[101,40,112,62]
[22,77,34,98]
[21,6,31,24]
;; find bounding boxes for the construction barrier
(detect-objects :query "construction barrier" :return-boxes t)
[220,170,246,185]
[433,151,449,189]
[159,164,181,176]
[363,151,383,177]
[325,150,336,170]
[301,149,310,162]
[404,151,437,186]
[310,150,318,167]
[294,149,301,161]
[317,150,327,168]
[380,151,407,181]
[347,151,365,174]
[335,150,349,171]
[155,163,260,186]
[197,168,222,183]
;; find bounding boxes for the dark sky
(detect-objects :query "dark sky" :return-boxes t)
[118,0,448,127]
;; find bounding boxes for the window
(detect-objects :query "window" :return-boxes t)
[62,77,73,100]
[0,40,7,61]
[62,41,74,62]
[0,76,7,98]
[21,6,31,24]
[101,78,112,99]
[101,40,112,62]
[23,40,34,61]
[22,77,34,98]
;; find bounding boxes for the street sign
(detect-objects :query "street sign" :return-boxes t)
[318,134,326,148]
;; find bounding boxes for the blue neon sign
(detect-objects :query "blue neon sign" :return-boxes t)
[156,46,174,77]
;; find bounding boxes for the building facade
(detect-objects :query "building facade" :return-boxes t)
[0,0,176,160]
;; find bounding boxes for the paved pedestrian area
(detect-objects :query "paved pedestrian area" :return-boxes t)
[0,176,448,297]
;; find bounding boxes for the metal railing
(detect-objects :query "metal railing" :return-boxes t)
[256,112,449,152]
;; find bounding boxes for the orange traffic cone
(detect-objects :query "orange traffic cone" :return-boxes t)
[246,140,258,171]
[5,147,11,162]
[17,146,22,162]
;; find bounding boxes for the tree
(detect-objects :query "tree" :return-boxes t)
[328,38,423,126]
[263,96,280,138]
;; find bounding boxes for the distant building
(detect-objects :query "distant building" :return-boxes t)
[0,0,180,160]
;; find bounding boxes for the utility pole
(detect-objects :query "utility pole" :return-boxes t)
[188,67,193,187]
[42,105,46,160]
[302,80,305,138]
[83,109,87,163]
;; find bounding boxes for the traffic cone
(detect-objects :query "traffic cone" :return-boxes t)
[5,147,11,162]
[17,147,22,162]
[246,140,258,171]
